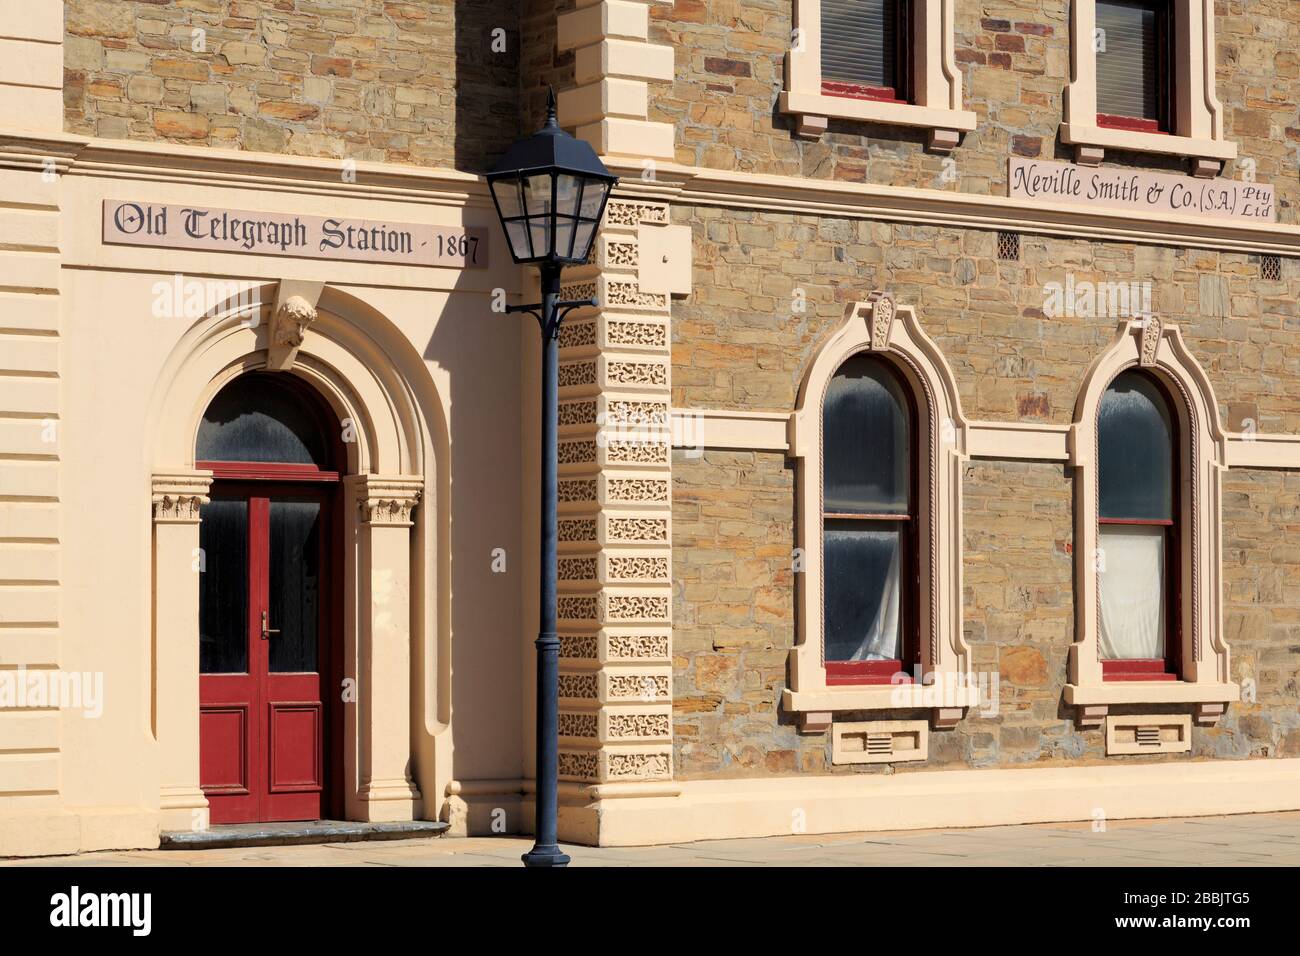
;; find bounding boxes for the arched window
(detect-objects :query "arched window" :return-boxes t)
[197,372,338,479]
[821,353,916,684]
[1097,369,1179,680]
[788,295,973,728]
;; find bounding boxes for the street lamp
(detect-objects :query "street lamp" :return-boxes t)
[487,89,617,868]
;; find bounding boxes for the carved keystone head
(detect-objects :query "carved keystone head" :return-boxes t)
[274,295,317,348]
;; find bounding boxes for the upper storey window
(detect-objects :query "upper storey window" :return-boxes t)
[1062,1,1236,176]
[820,0,909,104]
[1095,0,1172,134]
[781,0,976,153]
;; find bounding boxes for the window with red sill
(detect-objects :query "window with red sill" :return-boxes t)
[1095,0,1173,133]
[822,353,918,686]
[820,0,912,105]
[1097,370,1181,681]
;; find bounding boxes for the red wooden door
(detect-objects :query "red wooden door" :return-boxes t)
[199,486,335,824]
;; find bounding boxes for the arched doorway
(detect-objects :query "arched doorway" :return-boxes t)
[195,372,344,824]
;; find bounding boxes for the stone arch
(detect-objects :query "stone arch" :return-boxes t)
[146,282,451,829]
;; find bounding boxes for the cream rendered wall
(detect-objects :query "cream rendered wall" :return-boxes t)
[0,1,62,135]
[0,132,538,853]
[0,1,70,855]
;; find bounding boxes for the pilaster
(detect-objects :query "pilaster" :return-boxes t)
[554,198,676,840]
[345,474,425,822]
[152,472,214,830]
[0,1,63,135]
[0,3,70,809]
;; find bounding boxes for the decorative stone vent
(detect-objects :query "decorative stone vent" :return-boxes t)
[1105,715,1192,756]
[831,720,929,765]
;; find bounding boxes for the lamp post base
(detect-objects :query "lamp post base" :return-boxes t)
[521,843,572,868]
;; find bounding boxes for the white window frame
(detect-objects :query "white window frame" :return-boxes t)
[1066,316,1239,730]
[1062,0,1237,175]
[784,294,977,731]
[780,0,976,152]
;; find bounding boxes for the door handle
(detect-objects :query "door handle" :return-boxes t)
[261,610,280,640]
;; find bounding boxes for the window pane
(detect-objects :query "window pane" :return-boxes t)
[571,221,597,261]
[199,497,248,674]
[579,181,608,219]
[555,174,582,219]
[824,522,903,662]
[505,220,530,259]
[821,0,898,90]
[1096,0,1161,121]
[554,216,577,260]
[1098,524,1166,659]
[269,499,321,674]
[1098,370,1174,520]
[491,176,525,220]
[522,173,554,219]
[197,374,331,466]
[823,354,911,514]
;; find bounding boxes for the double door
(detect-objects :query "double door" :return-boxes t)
[198,486,337,824]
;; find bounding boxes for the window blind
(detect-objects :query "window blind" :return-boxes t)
[821,0,898,91]
[1096,0,1164,122]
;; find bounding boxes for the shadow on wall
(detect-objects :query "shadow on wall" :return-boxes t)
[453,1,525,173]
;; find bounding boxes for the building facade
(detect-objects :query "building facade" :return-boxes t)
[1,0,1299,856]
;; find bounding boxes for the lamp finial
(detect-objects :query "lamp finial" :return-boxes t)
[545,86,558,128]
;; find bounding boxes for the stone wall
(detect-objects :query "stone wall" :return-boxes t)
[670,205,1300,779]
[673,455,1300,779]
[650,1,1300,223]
[673,209,1300,434]
[63,0,521,171]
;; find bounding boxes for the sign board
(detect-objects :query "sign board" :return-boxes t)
[103,200,489,268]
[1008,158,1275,223]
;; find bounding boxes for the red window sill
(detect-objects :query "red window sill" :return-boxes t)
[1096,113,1168,135]
[822,81,909,105]
[826,660,914,686]
[1102,659,1178,682]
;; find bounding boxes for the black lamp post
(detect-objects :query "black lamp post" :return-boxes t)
[487,89,617,868]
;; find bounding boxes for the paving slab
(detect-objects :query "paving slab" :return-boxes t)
[8,810,1300,867]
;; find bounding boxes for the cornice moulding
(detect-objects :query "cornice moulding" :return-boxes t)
[0,130,1293,253]
[613,160,1300,256]
[0,130,493,208]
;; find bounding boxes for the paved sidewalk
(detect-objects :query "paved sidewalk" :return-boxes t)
[6,811,1300,867]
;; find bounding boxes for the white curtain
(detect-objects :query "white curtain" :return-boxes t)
[847,542,902,661]
[1098,525,1166,660]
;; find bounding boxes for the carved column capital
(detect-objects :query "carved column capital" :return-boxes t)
[348,475,424,526]
[152,471,213,524]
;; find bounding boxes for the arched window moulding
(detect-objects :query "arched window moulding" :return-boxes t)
[1066,316,1239,729]
[785,293,978,732]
